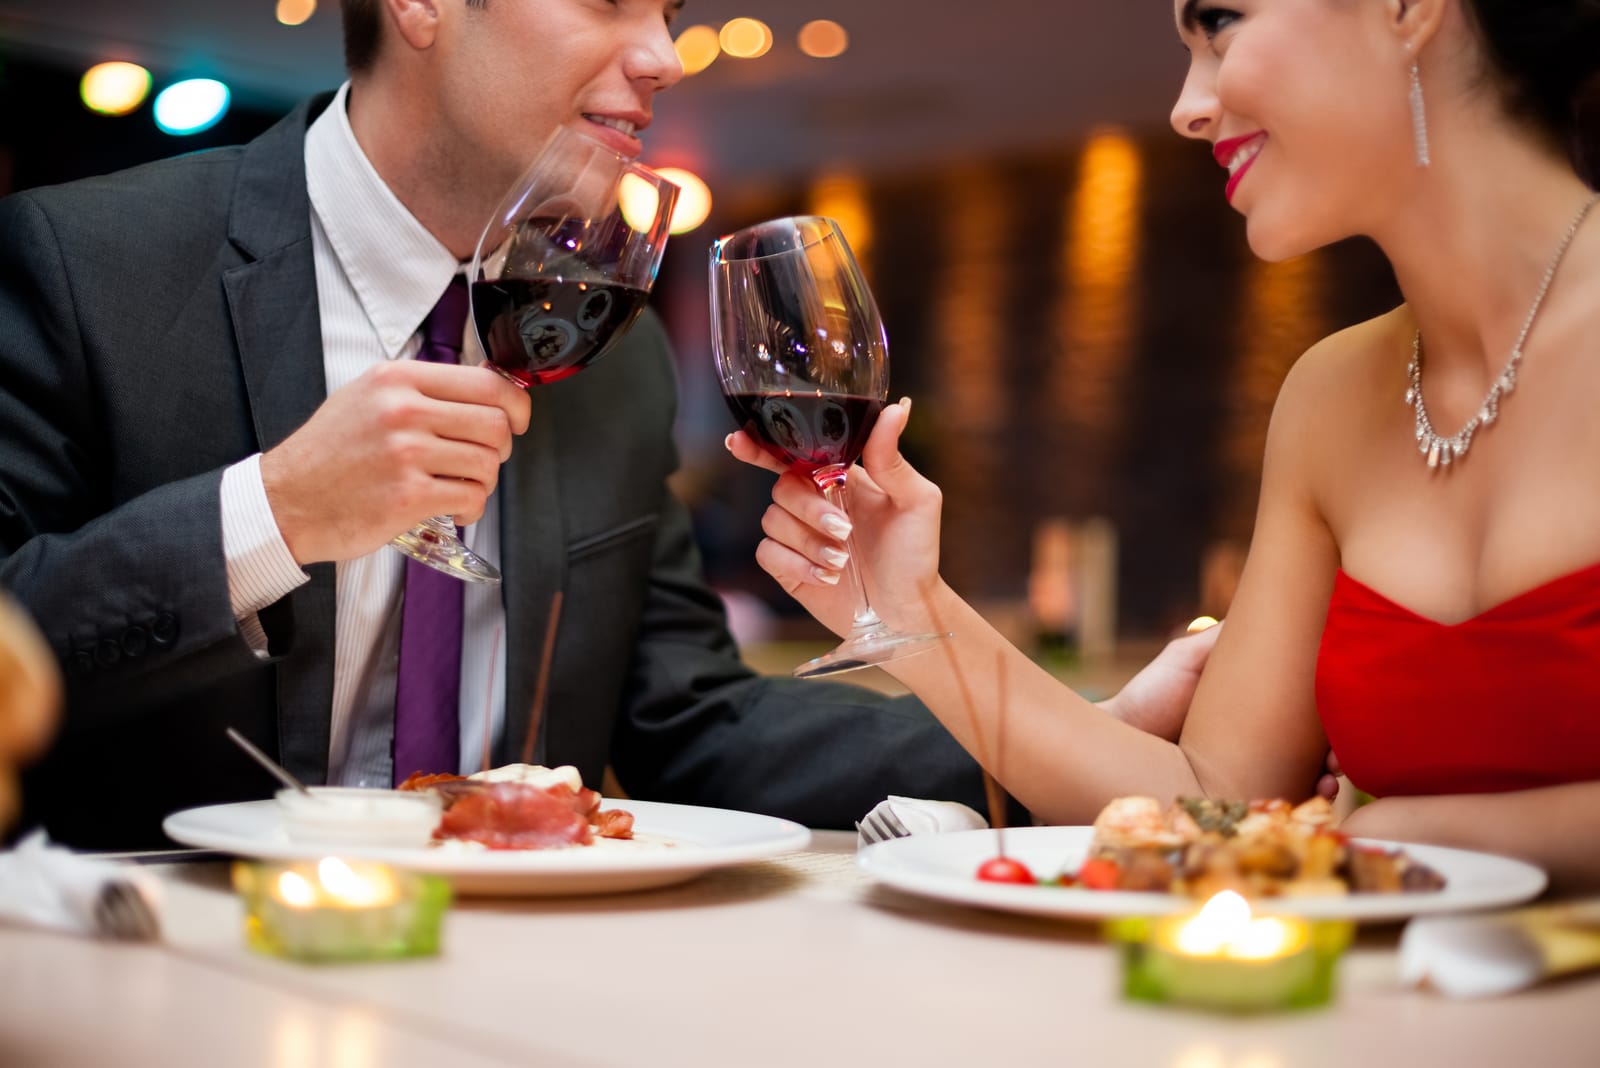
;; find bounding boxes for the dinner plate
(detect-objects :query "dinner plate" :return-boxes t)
[163,798,811,896]
[856,826,1547,922]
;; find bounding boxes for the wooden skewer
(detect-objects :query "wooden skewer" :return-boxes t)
[481,624,501,774]
[519,591,564,766]
[989,650,1009,854]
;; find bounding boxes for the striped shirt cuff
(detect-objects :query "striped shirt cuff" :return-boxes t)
[221,454,310,643]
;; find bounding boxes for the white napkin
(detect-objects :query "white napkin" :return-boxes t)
[0,830,161,940]
[1399,904,1600,998]
[856,795,987,849]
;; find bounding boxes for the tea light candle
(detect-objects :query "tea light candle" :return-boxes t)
[1109,891,1352,1012]
[234,858,449,963]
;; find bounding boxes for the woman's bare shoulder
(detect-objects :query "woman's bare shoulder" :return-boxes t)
[1273,308,1408,426]
[1261,307,1409,484]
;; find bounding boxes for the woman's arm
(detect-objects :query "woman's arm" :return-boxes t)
[730,353,1346,823]
[1341,784,1600,895]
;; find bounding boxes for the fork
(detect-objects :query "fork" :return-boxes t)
[855,805,912,846]
[91,878,161,942]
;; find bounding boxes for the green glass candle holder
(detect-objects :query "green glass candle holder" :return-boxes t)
[1107,896,1353,1013]
[233,859,450,963]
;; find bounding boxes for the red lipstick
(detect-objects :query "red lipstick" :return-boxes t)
[1213,132,1267,204]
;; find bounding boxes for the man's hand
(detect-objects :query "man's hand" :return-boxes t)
[1100,621,1343,798]
[261,361,531,565]
[1097,624,1221,742]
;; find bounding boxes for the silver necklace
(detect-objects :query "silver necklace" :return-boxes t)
[1406,193,1600,470]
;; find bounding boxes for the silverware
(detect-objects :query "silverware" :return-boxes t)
[225,727,313,795]
[91,878,160,941]
[856,805,912,846]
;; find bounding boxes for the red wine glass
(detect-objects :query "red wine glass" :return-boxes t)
[710,215,944,678]
[391,125,679,583]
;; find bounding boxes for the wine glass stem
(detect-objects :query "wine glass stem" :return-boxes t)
[814,467,883,633]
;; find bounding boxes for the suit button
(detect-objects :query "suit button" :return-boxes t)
[94,638,121,668]
[120,625,150,658]
[70,649,96,677]
[150,613,179,646]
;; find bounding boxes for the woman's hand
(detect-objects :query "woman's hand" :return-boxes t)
[725,397,947,636]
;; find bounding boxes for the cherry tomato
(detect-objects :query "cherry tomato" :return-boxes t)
[976,856,1037,884]
[1077,856,1121,890]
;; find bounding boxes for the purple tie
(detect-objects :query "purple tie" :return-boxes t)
[393,276,469,784]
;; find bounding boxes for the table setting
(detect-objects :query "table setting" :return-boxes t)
[5,799,1600,1068]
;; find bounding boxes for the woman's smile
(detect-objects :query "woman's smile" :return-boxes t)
[1214,131,1268,203]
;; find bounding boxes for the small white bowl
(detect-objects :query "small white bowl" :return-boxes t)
[276,787,442,849]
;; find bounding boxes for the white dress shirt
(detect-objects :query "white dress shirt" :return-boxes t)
[219,82,508,785]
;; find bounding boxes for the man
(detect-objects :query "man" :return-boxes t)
[0,0,950,849]
[0,0,1212,849]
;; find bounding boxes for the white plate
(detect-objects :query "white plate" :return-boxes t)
[856,826,1547,922]
[164,798,810,896]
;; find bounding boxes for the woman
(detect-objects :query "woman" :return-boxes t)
[727,0,1600,891]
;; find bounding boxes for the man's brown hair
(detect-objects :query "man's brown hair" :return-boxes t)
[340,0,383,73]
[340,0,488,73]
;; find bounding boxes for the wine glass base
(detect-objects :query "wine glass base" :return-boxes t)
[390,525,502,585]
[793,629,946,679]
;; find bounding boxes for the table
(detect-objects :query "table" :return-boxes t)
[2,832,1597,1067]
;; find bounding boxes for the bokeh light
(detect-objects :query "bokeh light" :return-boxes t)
[153,78,231,136]
[720,18,773,59]
[673,24,720,75]
[80,61,152,116]
[275,0,317,26]
[808,173,873,261]
[798,20,849,59]
[654,167,712,234]
[618,172,665,236]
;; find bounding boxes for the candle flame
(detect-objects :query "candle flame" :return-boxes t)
[1174,890,1300,960]
[1230,917,1297,961]
[276,869,317,908]
[317,857,396,907]
[1176,890,1251,955]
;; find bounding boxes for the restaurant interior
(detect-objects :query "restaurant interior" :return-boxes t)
[0,0,1409,661]
[0,2,1594,1066]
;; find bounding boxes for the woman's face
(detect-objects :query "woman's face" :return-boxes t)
[1169,0,1415,259]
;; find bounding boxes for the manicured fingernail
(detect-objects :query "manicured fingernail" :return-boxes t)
[723,434,735,451]
[820,513,852,539]
[820,546,850,568]
[811,567,841,586]
[897,396,912,412]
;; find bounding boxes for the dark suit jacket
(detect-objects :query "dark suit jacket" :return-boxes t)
[0,96,995,849]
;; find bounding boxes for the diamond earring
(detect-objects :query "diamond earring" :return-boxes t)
[1410,62,1431,168]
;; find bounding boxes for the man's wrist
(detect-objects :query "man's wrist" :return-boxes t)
[221,454,310,619]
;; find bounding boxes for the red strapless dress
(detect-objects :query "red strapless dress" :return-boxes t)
[1316,564,1600,798]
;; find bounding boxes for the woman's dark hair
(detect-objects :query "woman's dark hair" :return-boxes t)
[1463,0,1600,185]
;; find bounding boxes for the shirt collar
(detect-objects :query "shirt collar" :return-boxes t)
[304,82,462,358]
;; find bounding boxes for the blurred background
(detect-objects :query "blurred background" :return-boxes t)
[0,1,1402,683]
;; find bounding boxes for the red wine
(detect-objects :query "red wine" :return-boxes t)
[472,278,648,387]
[724,391,885,474]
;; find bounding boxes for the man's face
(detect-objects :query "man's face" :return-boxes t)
[439,0,685,198]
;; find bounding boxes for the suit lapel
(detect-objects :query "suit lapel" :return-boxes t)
[222,96,339,783]
[498,386,568,766]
